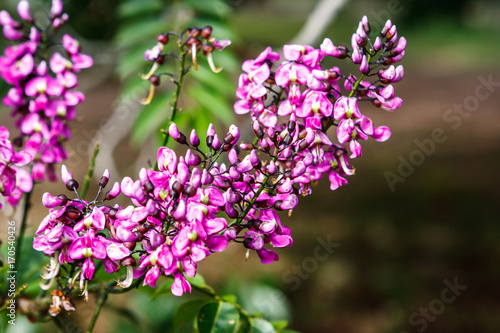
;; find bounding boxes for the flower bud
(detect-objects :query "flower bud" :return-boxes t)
[190,167,201,188]
[66,179,79,191]
[201,169,213,185]
[373,37,382,52]
[361,15,370,34]
[105,182,121,200]
[17,0,32,22]
[42,192,64,208]
[225,203,238,219]
[61,165,73,185]
[381,19,392,37]
[228,124,240,144]
[360,55,369,74]
[201,25,212,39]
[169,123,180,140]
[99,169,110,188]
[228,149,239,165]
[185,149,201,166]
[156,33,169,45]
[212,134,222,150]
[121,256,137,267]
[190,129,200,147]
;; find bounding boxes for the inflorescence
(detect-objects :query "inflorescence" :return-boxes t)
[28,14,406,314]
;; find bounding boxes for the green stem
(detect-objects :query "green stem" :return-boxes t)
[80,143,100,200]
[153,46,188,170]
[163,47,187,143]
[86,288,109,333]
[15,190,32,276]
[235,153,279,225]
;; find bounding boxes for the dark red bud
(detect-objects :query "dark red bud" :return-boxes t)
[188,27,200,38]
[136,224,149,234]
[184,185,197,198]
[133,231,143,242]
[172,181,184,194]
[254,127,264,139]
[206,135,213,148]
[66,179,79,191]
[58,194,68,206]
[287,120,296,134]
[176,132,187,144]
[99,176,109,188]
[224,134,235,144]
[156,55,165,65]
[243,237,253,249]
[372,99,382,108]
[202,44,215,56]
[12,136,23,147]
[201,26,212,39]
[123,242,136,251]
[336,46,348,59]
[149,76,161,87]
[121,256,137,267]
[156,33,169,45]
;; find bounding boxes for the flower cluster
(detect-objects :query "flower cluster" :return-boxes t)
[32,16,406,306]
[0,0,92,208]
[140,25,231,104]
[0,126,32,208]
[235,16,405,160]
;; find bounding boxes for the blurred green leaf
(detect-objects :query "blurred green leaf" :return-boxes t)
[196,301,240,333]
[118,0,163,19]
[251,318,277,333]
[221,294,237,303]
[115,19,167,48]
[151,278,174,299]
[270,320,289,332]
[174,299,215,332]
[187,273,216,296]
[131,91,172,145]
[187,85,234,125]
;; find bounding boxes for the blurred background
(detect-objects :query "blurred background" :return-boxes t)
[1,0,499,332]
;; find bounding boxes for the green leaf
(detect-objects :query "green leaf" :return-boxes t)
[174,299,216,332]
[270,320,289,332]
[236,313,251,333]
[196,301,240,333]
[115,18,167,48]
[151,278,174,299]
[131,91,172,146]
[251,318,277,333]
[118,0,163,19]
[187,84,234,125]
[187,273,216,296]
[221,294,237,303]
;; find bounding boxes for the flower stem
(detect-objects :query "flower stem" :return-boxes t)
[86,288,109,333]
[154,44,188,170]
[15,189,32,276]
[235,153,279,225]
[80,142,100,200]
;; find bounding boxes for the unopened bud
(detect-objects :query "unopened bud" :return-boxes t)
[157,33,169,45]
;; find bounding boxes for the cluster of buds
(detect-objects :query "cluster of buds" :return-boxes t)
[32,16,406,306]
[141,25,231,104]
[0,0,92,208]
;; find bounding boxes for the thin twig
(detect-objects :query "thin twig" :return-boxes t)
[86,288,109,333]
[80,143,100,200]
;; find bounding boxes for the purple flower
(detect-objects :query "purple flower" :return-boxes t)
[68,229,106,280]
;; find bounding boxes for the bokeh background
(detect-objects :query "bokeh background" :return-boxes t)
[1,0,500,332]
